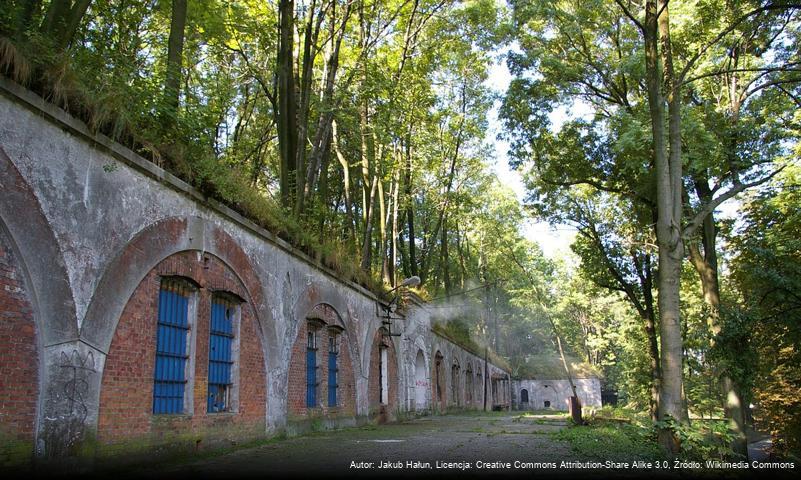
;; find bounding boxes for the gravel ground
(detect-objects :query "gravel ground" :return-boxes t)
[117,413,781,479]
[125,412,582,478]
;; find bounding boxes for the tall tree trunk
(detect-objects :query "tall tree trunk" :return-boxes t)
[688,180,748,457]
[389,163,400,287]
[634,244,662,422]
[404,135,418,277]
[645,0,686,454]
[440,214,450,295]
[40,0,92,50]
[360,176,378,271]
[419,86,464,284]
[333,120,356,245]
[455,222,467,289]
[277,0,298,208]
[163,0,187,115]
[294,0,320,213]
[378,167,388,282]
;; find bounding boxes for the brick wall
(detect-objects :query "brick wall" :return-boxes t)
[0,230,38,467]
[97,251,266,453]
[367,329,398,421]
[287,304,356,419]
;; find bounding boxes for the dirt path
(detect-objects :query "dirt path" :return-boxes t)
[127,412,577,478]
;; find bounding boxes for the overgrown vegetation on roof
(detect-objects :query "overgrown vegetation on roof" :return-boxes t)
[431,319,511,372]
[511,352,601,380]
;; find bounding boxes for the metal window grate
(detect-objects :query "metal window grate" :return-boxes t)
[153,280,190,414]
[208,298,235,413]
[306,328,317,408]
[328,334,338,407]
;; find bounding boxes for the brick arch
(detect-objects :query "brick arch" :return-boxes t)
[286,302,357,418]
[290,284,352,335]
[80,216,274,360]
[97,251,267,446]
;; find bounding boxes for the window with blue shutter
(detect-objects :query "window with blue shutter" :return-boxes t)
[328,333,338,407]
[208,297,235,413]
[306,328,318,408]
[153,279,191,414]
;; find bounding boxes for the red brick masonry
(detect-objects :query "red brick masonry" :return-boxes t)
[97,251,266,450]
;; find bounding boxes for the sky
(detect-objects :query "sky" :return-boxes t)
[482,51,580,260]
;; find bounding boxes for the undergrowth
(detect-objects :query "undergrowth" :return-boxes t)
[556,407,744,462]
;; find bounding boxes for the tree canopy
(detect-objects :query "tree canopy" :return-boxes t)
[2,0,800,458]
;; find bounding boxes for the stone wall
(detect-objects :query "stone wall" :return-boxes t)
[0,78,510,469]
[511,378,602,412]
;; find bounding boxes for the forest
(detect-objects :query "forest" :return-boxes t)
[0,0,799,460]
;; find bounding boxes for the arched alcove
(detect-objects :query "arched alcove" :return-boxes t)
[414,350,427,411]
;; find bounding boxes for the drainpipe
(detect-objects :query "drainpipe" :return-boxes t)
[483,347,488,412]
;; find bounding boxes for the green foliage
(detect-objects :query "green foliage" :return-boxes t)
[502,0,800,453]
[728,166,801,457]
[512,352,599,380]
[561,408,741,463]
[656,417,739,461]
[0,0,519,299]
[431,319,511,371]
[553,420,663,462]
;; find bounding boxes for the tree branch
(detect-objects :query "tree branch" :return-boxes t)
[682,166,785,239]
[614,0,645,32]
[678,3,801,86]
[683,63,801,85]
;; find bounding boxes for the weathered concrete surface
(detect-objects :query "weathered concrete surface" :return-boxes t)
[512,379,601,412]
[0,77,511,465]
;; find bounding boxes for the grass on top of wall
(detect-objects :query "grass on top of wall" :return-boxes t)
[431,320,512,372]
[512,352,601,380]
[0,37,384,295]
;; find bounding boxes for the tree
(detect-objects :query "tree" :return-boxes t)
[502,0,799,454]
[163,0,187,117]
[729,166,801,456]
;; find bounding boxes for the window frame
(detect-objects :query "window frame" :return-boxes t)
[207,293,241,414]
[153,276,198,416]
[327,327,341,407]
[306,322,321,408]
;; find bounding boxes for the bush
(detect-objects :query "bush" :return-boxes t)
[656,417,739,461]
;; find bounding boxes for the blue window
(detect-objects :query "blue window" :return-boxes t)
[328,333,339,407]
[153,279,191,414]
[208,297,235,413]
[306,328,318,408]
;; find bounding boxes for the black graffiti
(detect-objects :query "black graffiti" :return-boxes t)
[58,349,96,422]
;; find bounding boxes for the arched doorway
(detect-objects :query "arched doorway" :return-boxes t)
[451,359,461,407]
[370,328,398,423]
[414,350,427,411]
[520,388,529,406]
[433,351,445,411]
